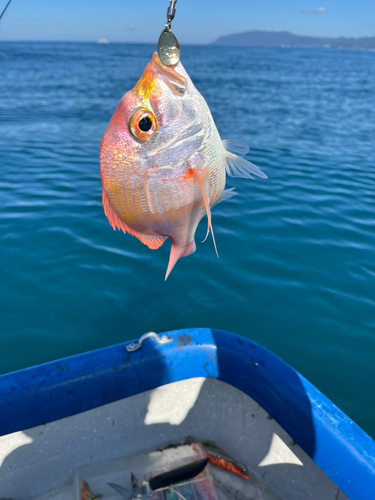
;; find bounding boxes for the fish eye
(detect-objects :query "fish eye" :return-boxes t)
[129,109,157,141]
[139,116,152,132]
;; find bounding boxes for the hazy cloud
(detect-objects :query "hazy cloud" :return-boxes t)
[301,7,327,14]
[126,25,137,31]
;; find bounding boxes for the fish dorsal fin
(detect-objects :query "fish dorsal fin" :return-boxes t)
[189,169,219,258]
[102,190,130,233]
[102,190,167,250]
[136,233,168,250]
[222,139,267,179]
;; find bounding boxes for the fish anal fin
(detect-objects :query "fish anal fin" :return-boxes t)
[165,241,196,280]
[189,169,219,258]
[102,190,166,250]
[215,188,237,206]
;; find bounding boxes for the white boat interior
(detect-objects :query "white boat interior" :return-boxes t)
[0,378,349,500]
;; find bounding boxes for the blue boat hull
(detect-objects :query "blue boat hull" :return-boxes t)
[0,328,374,499]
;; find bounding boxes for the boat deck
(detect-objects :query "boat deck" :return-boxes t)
[0,378,349,500]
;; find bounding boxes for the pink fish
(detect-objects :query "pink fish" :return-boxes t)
[81,480,98,500]
[100,52,266,279]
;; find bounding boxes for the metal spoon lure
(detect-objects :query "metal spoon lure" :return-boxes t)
[157,0,180,66]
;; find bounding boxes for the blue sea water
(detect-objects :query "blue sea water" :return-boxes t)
[0,42,374,437]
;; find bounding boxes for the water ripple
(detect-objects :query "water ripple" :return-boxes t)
[0,42,375,436]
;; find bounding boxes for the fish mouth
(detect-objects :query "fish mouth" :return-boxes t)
[151,52,188,95]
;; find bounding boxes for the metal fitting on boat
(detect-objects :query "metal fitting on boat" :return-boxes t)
[126,332,172,352]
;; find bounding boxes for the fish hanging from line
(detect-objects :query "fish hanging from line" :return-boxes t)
[100,52,267,280]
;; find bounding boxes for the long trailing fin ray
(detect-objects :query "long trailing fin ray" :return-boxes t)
[190,169,219,258]
[191,168,210,244]
[225,152,267,179]
[102,190,167,250]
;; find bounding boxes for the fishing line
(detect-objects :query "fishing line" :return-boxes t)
[169,486,188,500]
[0,0,13,23]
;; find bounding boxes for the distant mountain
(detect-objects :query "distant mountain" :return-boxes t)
[212,31,375,49]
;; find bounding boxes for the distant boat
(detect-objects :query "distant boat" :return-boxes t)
[98,38,109,44]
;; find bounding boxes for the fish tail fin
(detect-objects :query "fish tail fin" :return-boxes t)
[165,241,196,280]
[189,169,219,258]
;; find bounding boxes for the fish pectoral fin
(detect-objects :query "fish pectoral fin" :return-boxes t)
[222,139,267,179]
[222,139,249,156]
[189,169,219,258]
[102,190,166,250]
[224,152,268,179]
[214,188,237,206]
[165,241,196,280]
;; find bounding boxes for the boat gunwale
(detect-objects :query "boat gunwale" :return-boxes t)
[0,328,374,499]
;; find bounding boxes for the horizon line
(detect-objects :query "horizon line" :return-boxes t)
[1,40,205,44]
[1,29,375,45]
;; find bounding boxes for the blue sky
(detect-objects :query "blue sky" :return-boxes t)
[1,0,374,44]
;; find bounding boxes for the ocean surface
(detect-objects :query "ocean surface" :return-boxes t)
[0,43,374,437]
